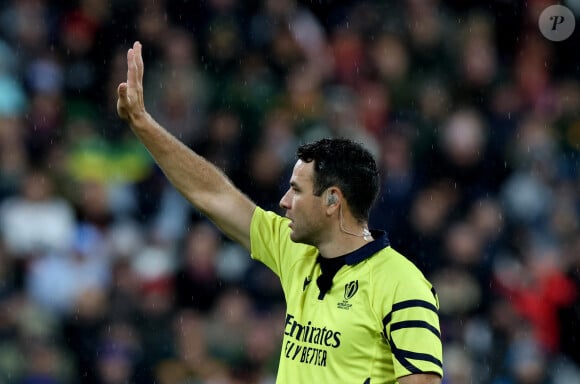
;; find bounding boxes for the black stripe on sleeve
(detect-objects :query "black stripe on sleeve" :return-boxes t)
[387,337,443,373]
[382,299,438,328]
[386,337,419,373]
[396,349,443,368]
[390,320,441,339]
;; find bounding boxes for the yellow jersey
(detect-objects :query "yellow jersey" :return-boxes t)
[250,207,443,384]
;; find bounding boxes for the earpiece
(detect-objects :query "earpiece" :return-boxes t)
[327,193,338,205]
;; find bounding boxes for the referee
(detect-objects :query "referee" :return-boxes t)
[117,41,443,384]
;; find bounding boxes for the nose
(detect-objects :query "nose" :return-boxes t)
[279,189,291,210]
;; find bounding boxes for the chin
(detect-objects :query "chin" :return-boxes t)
[289,231,303,244]
[289,232,300,243]
[289,232,313,246]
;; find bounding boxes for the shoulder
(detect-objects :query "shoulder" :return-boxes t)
[369,246,425,279]
[251,206,288,229]
[366,247,436,300]
[251,207,296,249]
[250,207,315,269]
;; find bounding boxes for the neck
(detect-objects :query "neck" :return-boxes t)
[318,206,373,258]
[339,204,373,240]
[317,233,372,259]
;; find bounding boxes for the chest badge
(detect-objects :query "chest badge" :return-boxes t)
[337,280,358,310]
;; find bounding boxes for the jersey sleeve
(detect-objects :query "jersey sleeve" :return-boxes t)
[381,263,444,379]
[249,207,313,284]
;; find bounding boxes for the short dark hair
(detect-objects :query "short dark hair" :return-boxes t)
[296,138,380,222]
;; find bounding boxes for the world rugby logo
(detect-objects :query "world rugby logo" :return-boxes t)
[344,280,359,300]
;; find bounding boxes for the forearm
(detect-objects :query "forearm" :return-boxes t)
[128,111,255,248]
[129,112,227,207]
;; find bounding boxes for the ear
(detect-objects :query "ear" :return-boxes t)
[326,193,338,205]
[324,187,341,211]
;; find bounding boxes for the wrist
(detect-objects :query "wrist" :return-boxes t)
[128,110,150,129]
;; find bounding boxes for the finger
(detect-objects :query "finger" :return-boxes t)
[134,41,144,84]
[127,47,137,88]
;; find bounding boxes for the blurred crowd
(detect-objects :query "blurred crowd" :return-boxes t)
[0,0,578,383]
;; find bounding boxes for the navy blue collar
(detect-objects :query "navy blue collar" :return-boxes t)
[317,230,390,266]
[315,230,389,300]
[344,230,390,265]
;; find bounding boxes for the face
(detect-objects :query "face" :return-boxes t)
[279,160,327,245]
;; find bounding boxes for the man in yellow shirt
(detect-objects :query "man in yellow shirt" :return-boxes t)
[117,41,443,384]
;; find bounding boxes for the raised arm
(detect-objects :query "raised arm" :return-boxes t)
[117,41,256,250]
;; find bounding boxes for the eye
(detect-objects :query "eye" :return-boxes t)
[289,183,300,193]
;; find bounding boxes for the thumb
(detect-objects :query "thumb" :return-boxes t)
[118,82,128,99]
[117,82,131,120]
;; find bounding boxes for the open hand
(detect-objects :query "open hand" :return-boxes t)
[117,41,146,122]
